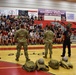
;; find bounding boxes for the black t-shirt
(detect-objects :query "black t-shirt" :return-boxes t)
[63,30,71,43]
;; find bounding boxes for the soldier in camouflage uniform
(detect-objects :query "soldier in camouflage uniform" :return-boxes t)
[14,23,30,62]
[43,26,54,58]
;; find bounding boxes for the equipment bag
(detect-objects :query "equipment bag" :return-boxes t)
[35,58,49,71]
[22,60,36,72]
[48,59,60,69]
[60,60,73,69]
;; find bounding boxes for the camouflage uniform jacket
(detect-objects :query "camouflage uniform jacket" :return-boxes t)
[14,28,29,43]
[44,30,54,43]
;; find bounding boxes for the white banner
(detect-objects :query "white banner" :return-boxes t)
[0,9,18,16]
[28,11,38,18]
[66,12,76,22]
[44,16,61,21]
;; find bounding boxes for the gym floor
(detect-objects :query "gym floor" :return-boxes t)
[0,44,76,75]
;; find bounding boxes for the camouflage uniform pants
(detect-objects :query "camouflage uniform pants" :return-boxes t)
[16,42,29,60]
[44,42,53,58]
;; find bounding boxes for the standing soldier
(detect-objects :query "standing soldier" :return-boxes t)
[43,26,54,58]
[14,23,30,62]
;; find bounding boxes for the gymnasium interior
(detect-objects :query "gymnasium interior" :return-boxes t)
[0,0,76,75]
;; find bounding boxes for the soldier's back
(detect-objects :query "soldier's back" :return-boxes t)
[17,29,28,42]
[45,30,54,41]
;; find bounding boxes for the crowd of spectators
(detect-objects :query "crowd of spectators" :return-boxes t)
[0,14,72,45]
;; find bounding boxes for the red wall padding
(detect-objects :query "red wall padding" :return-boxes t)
[34,20,76,29]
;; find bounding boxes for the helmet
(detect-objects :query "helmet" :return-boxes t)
[38,58,44,64]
